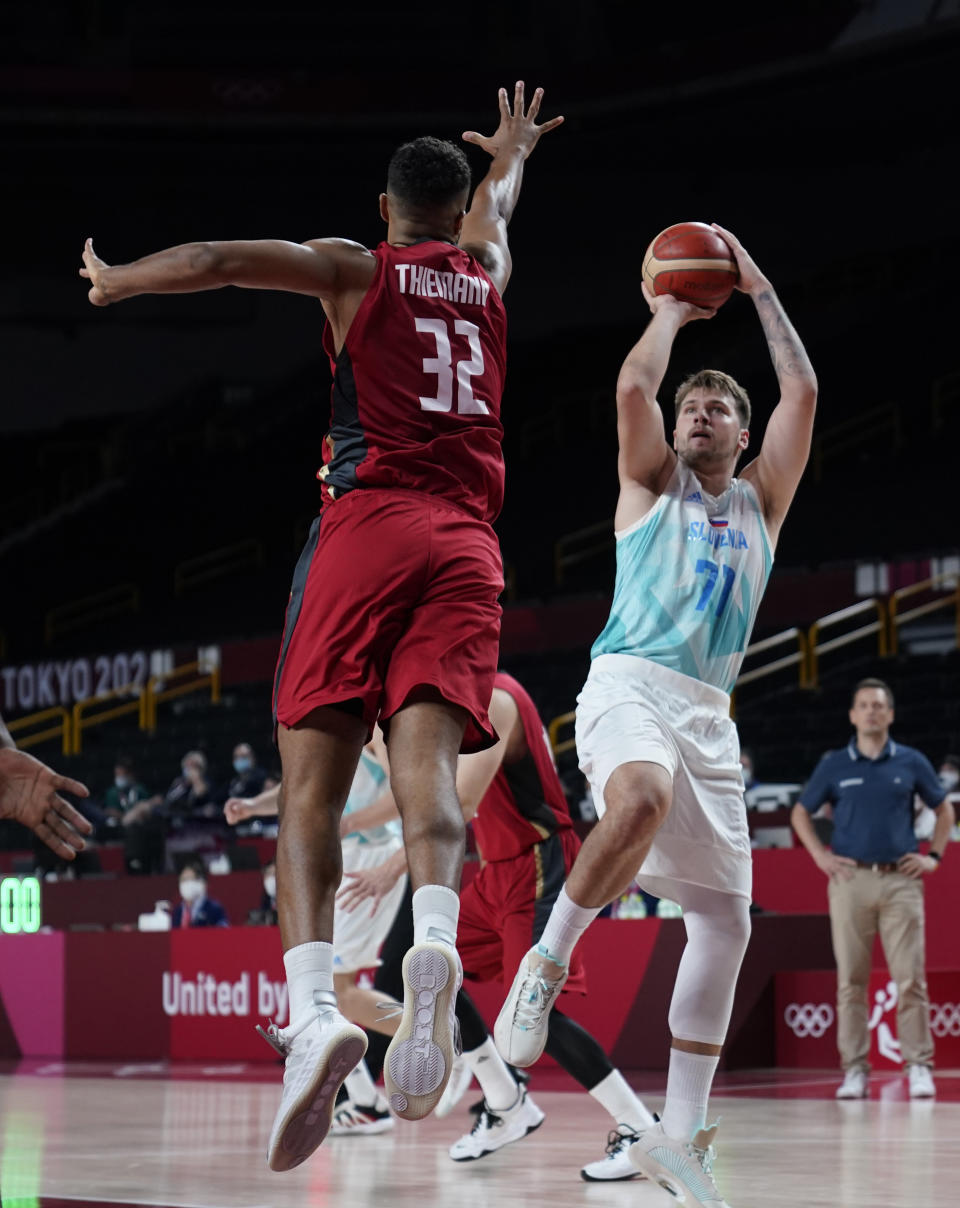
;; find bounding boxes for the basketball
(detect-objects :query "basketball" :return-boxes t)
[642,221,739,309]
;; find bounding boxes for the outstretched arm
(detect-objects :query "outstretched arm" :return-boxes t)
[615,287,715,530]
[0,713,93,860]
[224,782,281,825]
[80,236,375,306]
[458,81,563,296]
[713,224,817,538]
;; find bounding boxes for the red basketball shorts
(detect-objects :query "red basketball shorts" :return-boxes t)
[458,828,587,994]
[273,488,504,752]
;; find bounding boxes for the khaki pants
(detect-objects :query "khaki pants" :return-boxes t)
[828,867,934,1071]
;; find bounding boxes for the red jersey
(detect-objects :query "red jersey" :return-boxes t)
[320,240,507,523]
[472,671,575,862]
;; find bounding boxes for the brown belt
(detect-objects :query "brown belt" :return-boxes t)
[854,860,900,873]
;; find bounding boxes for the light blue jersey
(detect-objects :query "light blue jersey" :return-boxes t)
[342,749,398,844]
[591,459,773,693]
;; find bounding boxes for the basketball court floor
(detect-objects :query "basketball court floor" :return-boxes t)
[2,1063,956,1207]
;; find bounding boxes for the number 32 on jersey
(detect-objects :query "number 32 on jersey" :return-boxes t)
[415,318,488,415]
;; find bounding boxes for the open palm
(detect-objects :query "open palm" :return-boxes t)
[0,748,92,859]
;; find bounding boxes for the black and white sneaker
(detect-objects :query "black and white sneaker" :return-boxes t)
[449,1089,544,1161]
[580,1123,648,1181]
[329,1098,395,1136]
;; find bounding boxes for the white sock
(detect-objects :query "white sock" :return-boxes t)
[660,1048,720,1141]
[535,886,600,967]
[344,1059,383,1109]
[283,941,334,1027]
[412,884,459,947]
[463,1037,520,1113]
[589,1068,655,1132]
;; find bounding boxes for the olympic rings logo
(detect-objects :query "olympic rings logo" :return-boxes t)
[784,1003,835,1038]
[929,1003,960,1037]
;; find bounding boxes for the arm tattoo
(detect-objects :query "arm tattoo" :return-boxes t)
[755,289,814,381]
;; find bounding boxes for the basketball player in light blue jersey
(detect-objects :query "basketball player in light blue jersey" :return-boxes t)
[495,224,817,1204]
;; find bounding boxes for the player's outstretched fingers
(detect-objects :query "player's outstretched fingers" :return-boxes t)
[514,79,525,116]
[52,771,90,801]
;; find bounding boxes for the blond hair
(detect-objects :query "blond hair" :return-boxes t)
[674,369,751,428]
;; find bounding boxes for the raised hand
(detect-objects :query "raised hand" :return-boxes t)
[641,280,716,327]
[463,81,563,160]
[710,223,766,295]
[0,748,92,859]
[79,238,111,306]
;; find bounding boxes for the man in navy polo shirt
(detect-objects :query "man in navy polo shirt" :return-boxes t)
[791,677,953,1100]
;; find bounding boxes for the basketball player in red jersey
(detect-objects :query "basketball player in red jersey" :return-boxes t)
[79,82,562,1172]
[339,672,655,1180]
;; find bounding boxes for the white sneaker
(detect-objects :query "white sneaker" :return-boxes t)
[629,1121,730,1207]
[258,991,367,1172]
[434,1054,473,1118]
[448,1088,545,1161]
[907,1064,935,1098]
[580,1124,648,1182]
[329,1098,395,1136]
[493,947,568,1067]
[384,941,462,1120]
[835,1067,869,1100]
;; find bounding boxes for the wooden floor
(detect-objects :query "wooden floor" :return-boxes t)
[2,1066,958,1207]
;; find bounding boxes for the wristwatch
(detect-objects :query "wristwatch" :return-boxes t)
[929,850,942,866]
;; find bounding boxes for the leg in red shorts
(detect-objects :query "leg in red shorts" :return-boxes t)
[458,831,587,994]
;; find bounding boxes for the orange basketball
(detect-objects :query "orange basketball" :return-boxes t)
[642,222,738,309]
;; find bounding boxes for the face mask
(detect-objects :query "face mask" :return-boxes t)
[180,879,205,903]
[115,775,130,790]
[940,770,959,791]
[263,875,277,900]
[233,757,253,774]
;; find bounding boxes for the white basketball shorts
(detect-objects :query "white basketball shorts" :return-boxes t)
[333,833,408,974]
[576,653,752,900]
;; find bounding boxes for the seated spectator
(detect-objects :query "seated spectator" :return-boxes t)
[227,742,270,803]
[104,756,158,826]
[938,754,960,800]
[248,859,278,926]
[740,747,757,791]
[163,750,219,824]
[171,856,228,928]
[107,757,165,875]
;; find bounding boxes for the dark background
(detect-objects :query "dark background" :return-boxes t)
[2,1,958,774]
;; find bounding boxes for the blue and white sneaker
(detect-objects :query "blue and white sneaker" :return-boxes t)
[493,946,568,1067]
[629,1120,731,1206]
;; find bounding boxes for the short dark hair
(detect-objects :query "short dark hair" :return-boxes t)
[675,369,751,429]
[851,677,895,708]
[180,856,206,879]
[387,136,470,210]
[115,755,135,772]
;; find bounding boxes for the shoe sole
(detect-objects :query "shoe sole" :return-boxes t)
[450,1113,544,1161]
[385,944,459,1120]
[580,1168,645,1183]
[267,1032,367,1172]
[629,1147,689,1201]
